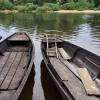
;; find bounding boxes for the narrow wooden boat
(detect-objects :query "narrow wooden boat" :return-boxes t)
[0,32,34,100]
[41,37,100,100]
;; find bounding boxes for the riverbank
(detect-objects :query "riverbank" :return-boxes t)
[0,10,100,13]
[54,10,100,13]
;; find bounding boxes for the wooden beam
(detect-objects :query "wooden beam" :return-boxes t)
[78,68,100,96]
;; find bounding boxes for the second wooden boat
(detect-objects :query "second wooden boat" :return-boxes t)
[41,36,100,100]
[0,32,34,100]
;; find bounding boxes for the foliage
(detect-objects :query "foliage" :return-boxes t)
[43,3,60,11]
[25,3,38,10]
[60,1,94,10]
[36,7,47,13]
[0,0,99,11]
[14,3,38,12]
[97,6,100,10]
[60,2,76,10]
[0,0,13,10]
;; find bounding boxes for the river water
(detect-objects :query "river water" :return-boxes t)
[0,12,100,100]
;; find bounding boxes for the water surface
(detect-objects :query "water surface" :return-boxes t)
[0,12,100,100]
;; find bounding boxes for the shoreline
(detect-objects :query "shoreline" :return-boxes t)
[0,10,100,13]
[54,10,100,13]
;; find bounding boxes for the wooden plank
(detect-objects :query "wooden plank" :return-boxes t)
[0,52,23,89]
[7,46,28,52]
[78,68,100,95]
[0,52,17,86]
[0,52,10,73]
[49,57,94,100]
[47,47,56,57]
[58,48,71,60]
[9,52,29,89]
[8,34,29,41]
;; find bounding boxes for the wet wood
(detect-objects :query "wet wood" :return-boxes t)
[58,48,71,60]
[0,52,23,89]
[9,52,29,89]
[78,68,100,95]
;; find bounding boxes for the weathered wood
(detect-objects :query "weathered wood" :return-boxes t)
[47,48,56,57]
[78,68,100,95]
[49,57,94,100]
[8,34,29,41]
[0,52,10,73]
[0,32,34,100]
[9,52,29,89]
[0,52,17,86]
[7,46,28,52]
[0,52,23,89]
[58,48,71,60]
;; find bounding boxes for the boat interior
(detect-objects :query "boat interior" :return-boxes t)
[42,38,100,99]
[0,32,32,91]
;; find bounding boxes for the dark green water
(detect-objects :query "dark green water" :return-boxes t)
[0,12,100,100]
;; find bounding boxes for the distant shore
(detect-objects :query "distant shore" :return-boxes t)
[0,10,100,13]
[54,10,100,13]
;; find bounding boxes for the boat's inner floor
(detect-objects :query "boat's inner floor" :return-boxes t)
[0,46,29,91]
[47,46,100,99]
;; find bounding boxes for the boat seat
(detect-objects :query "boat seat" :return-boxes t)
[7,46,28,52]
[58,48,71,60]
[58,47,80,62]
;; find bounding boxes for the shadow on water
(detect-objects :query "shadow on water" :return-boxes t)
[41,60,63,100]
[18,64,35,100]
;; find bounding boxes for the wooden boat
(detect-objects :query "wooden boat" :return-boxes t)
[0,32,34,100]
[41,36,100,100]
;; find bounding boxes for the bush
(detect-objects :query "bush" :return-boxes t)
[60,1,92,10]
[14,3,38,12]
[25,3,38,10]
[36,7,47,13]
[0,0,13,10]
[97,6,100,10]
[43,3,59,11]
[13,5,27,12]
[60,2,76,10]
[76,2,89,10]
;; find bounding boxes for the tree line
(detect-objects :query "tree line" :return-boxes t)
[0,0,100,11]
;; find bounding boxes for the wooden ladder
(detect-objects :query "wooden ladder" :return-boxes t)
[45,34,58,58]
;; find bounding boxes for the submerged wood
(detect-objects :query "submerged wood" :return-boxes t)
[41,37,100,100]
[0,32,34,100]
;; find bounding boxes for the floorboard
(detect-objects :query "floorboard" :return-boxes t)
[0,52,23,90]
[0,52,17,87]
[9,52,29,90]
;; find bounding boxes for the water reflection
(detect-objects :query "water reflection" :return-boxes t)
[41,61,62,100]
[19,65,35,100]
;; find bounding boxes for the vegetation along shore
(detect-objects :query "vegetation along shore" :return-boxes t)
[0,0,100,13]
